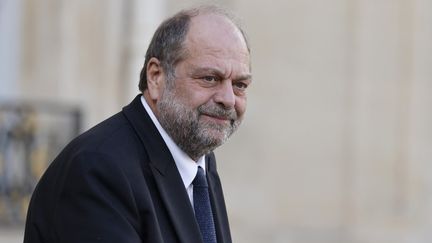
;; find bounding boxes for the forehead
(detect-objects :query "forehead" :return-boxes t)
[183,14,250,66]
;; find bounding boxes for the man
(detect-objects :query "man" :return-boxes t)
[24,5,251,243]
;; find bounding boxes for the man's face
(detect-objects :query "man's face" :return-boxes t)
[157,14,251,160]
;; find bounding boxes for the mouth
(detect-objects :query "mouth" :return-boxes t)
[201,114,231,124]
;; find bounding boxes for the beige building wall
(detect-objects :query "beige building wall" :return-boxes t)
[1,0,431,242]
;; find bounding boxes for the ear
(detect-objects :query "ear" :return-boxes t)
[146,57,166,101]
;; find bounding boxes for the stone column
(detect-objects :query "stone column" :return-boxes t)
[0,0,23,98]
[121,0,167,103]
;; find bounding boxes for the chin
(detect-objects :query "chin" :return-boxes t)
[205,132,229,146]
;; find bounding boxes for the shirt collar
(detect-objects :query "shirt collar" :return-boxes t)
[141,95,206,189]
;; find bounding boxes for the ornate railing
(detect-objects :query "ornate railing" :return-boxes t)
[0,101,81,225]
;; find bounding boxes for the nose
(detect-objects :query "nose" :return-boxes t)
[213,80,235,109]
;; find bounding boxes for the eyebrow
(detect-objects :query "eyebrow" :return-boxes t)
[191,67,252,82]
[234,74,253,82]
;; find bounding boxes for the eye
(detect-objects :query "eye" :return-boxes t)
[202,76,219,82]
[233,82,249,91]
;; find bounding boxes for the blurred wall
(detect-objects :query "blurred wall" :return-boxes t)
[1,0,431,242]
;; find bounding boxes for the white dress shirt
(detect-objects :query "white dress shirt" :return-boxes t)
[141,95,205,206]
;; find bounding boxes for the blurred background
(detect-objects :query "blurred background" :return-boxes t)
[1,0,431,242]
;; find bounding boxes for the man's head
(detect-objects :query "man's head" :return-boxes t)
[141,6,252,161]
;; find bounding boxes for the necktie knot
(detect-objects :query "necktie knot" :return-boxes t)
[193,167,208,187]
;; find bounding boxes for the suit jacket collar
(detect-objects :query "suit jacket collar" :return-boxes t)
[207,154,232,243]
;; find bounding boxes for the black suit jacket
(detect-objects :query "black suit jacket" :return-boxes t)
[24,95,232,243]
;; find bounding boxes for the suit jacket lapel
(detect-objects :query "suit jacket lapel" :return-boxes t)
[206,154,232,243]
[150,164,203,243]
[122,95,203,243]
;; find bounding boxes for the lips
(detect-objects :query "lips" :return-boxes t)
[201,113,231,122]
[203,114,230,120]
[197,104,237,122]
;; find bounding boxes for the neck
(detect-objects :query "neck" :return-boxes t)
[143,91,159,117]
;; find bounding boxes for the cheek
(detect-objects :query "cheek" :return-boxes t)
[187,91,215,108]
[235,98,247,117]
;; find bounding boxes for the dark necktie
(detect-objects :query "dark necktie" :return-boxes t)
[193,166,217,243]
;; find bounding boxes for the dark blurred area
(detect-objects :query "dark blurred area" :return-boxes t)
[0,101,81,225]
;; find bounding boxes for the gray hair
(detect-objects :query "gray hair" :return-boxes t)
[138,5,250,92]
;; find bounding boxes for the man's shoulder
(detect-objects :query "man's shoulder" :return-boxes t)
[73,112,132,150]
[57,110,147,164]
[42,110,150,186]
